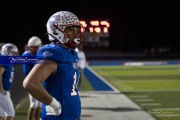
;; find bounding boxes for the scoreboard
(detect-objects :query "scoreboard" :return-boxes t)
[80,20,110,47]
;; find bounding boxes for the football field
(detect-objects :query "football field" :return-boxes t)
[90,64,180,120]
[14,63,180,120]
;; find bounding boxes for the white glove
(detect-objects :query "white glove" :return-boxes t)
[46,97,61,116]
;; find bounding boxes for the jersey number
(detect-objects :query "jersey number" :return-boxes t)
[71,72,78,96]
[10,68,14,82]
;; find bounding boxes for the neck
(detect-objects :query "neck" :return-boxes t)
[59,44,72,51]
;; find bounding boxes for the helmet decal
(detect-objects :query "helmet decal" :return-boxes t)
[6,46,13,55]
[49,15,61,33]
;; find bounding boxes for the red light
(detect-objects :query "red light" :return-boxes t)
[89,27,93,32]
[94,27,101,33]
[103,27,108,33]
[100,21,110,28]
[90,21,99,26]
[81,28,85,32]
[80,21,87,27]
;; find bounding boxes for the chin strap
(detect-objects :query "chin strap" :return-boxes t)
[65,42,78,49]
[45,33,61,44]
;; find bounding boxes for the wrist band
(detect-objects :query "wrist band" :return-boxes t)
[50,97,61,109]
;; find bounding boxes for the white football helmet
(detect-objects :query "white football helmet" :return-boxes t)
[46,11,82,48]
[28,36,42,47]
[1,43,19,56]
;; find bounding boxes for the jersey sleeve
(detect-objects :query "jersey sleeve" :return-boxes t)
[21,51,32,75]
[37,46,63,62]
[21,51,28,56]
[22,63,32,76]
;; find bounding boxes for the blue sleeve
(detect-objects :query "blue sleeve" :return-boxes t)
[21,52,34,76]
[22,64,32,76]
[37,46,63,62]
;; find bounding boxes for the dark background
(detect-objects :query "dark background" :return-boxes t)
[0,1,180,56]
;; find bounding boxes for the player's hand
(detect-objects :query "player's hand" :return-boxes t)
[46,97,61,116]
[46,105,61,115]
[0,89,7,95]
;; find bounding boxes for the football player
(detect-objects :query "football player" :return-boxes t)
[22,36,42,120]
[23,11,82,120]
[0,43,19,120]
[75,45,87,91]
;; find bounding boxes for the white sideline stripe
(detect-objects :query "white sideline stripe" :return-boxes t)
[123,89,180,92]
[153,108,180,110]
[129,95,149,98]
[124,62,144,66]
[124,61,171,66]
[135,99,154,102]
[15,97,27,110]
[15,103,21,110]
[156,114,180,117]
[86,66,119,93]
[141,103,161,106]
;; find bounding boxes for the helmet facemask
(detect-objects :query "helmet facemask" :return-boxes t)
[59,24,83,48]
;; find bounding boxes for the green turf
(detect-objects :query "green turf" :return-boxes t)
[91,65,180,91]
[126,91,180,120]
[14,97,29,120]
[91,65,180,120]
[80,73,94,91]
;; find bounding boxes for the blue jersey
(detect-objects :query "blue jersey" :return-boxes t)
[22,51,36,75]
[37,43,81,120]
[0,63,14,91]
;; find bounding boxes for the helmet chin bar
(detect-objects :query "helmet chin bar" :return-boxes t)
[66,38,81,48]
[74,38,81,44]
[65,37,82,48]
[46,33,62,43]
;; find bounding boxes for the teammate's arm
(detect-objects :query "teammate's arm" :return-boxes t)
[0,66,6,95]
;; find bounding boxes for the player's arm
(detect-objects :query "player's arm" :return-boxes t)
[23,60,57,104]
[23,60,62,115]
[0,66,6,95]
